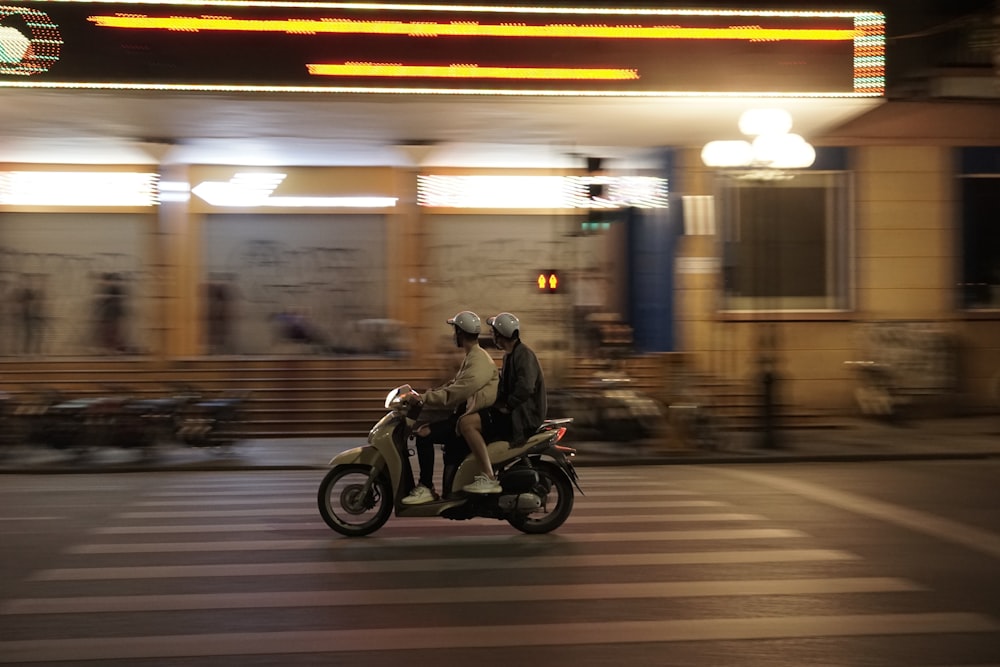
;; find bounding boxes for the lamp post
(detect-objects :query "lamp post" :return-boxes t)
[701,109,815,449]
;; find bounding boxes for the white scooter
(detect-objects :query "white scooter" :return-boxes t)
[318,385,580,537]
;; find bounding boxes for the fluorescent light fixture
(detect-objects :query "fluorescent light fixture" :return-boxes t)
[0,171,158,206]
[158,180,191,203]
[191,173,396,208]
[417,175,667,209]
[260,195,398,207]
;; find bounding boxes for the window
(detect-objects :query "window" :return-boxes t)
[717,170,851,312]
[959,148,1000,310]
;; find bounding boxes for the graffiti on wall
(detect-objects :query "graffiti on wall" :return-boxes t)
[424,222,609,354]
[211,239,390,354]
[0,247,150,355]
[853,321,959,395]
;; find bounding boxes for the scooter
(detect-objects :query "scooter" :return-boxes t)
[317,385,580,537]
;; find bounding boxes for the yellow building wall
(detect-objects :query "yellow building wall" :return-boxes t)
[855,146,954,319]
[671,145,981,416]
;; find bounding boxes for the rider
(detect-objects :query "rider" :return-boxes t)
[459,312,547,494]
[401,311,498,505]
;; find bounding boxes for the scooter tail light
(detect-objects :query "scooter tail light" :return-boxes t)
[551,427,567,443]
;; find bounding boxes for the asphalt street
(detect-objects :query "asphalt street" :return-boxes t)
[2,460,999,665]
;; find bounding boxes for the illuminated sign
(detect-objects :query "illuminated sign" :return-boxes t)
[0,2,884,95]
[189,172,397,208]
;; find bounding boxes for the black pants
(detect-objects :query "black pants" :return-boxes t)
[413,414,470,489]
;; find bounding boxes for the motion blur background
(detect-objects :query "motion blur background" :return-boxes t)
[0,0,998,440]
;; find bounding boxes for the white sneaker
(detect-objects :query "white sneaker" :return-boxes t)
[462,474,502,494]
[401,484,438,505]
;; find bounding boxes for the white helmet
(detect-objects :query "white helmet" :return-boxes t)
[446,310,481,335]
[487,312,520,339]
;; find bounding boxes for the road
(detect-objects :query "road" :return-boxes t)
[1,460,999,666]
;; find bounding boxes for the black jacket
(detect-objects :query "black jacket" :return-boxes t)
[498,340,546,446]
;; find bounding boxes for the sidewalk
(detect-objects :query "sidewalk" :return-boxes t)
[3,416,1000,473]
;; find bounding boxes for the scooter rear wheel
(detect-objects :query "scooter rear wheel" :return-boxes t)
[507,460,574,535]
[318,464,392,537]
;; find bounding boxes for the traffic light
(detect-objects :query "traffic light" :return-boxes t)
[536,270,561,293]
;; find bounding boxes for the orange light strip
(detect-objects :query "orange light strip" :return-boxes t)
[306,62,638,80]
[87,15,856,41]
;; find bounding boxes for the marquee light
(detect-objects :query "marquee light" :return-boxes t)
[2,3,883,96]
[0,171,158,206]
[88,15,856,42]
[307,63,639,81]
[190,173,397,208]
[0,5,61,75]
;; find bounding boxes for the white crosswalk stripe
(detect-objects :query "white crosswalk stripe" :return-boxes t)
[2,470,997,665]
[31,549,862,580]
[66,528,808,553]
[90,512,769,533]
[1,614,997,663]
[2,577,925,614]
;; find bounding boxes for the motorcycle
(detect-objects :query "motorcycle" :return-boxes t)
[171,384,249,449]
[12,384,187,455]
[317,385,580,537]
[547,374,665,443]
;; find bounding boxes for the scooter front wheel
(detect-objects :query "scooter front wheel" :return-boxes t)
[317,464,392,537]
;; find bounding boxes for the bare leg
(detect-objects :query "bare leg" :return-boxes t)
[458,413,495,481]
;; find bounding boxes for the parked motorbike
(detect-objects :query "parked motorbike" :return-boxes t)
[81,384,192,452]
[171,384,249,449]
[12,387,95,453]
[548,374,664,443]
[0,391,16,456]
[318,385,580,537]
[10,385,183,454]
[844,360,906,421]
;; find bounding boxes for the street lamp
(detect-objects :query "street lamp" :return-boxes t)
[701,109,815,449]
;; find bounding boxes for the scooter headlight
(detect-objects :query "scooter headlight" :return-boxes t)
[385,384,419,411]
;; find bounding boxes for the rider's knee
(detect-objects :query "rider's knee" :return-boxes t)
[458,413,480,437]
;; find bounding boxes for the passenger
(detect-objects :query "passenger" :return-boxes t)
[401,311,498,505]
[459,312,547,494]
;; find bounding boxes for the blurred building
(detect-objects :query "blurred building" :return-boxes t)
[0,0,998,430]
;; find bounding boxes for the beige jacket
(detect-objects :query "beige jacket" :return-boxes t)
[422,345,498,417]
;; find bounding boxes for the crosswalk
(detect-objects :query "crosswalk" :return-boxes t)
[1,469,998,665]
